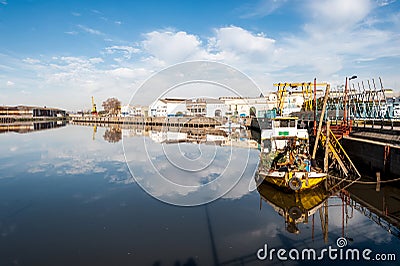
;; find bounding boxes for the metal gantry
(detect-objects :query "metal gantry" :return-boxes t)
[327,77,391,120]
[273,81,328,115]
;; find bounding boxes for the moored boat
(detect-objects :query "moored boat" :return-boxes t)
[257,116,327,192]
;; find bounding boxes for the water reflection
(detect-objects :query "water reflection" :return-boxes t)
[257,182,329,236]
[103,125,122,143]
[0,120,66,134]
[347,183,400,239]
[256,175,400,248]
[0,124,399,265]
[72,121,259,148]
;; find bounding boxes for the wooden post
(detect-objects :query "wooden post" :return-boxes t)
[376,171,381,192]
[313,78,317,136]
[324,120,330,190]
[324,121,330,172]
[312,84,330,161]
[324,200,329,243]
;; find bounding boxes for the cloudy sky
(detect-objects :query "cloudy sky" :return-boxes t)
[0,0,399,110]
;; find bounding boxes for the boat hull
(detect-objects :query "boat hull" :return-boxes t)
[258,170,326,192]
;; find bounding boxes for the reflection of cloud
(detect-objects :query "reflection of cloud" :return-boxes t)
[27,164,48,173]
[83,195,103,204]
[107,173,135,184]
[9,146,17,152]
[0,222,16,237]
[124,135,259,205]
[327,197,394,245]
[1,126,128,179]
[61,159,107,175]
[249,222,280,238]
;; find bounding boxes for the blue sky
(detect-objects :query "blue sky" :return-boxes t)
[0,0,399,110]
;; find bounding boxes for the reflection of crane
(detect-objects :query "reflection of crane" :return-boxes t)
[91,96,98,115]
[92,125,97,141]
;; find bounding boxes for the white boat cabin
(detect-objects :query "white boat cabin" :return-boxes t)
[261,117,308,152]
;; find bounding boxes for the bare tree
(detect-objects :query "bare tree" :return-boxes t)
[102,97,121,116]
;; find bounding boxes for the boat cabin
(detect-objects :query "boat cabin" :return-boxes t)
[261,117,308,152]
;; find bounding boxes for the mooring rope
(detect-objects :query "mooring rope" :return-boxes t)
[328,174,400,184]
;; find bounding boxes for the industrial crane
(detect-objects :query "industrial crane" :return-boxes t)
[91,96,98,116]
[273,82,328,116]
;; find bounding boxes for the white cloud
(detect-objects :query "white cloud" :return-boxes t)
[23,57,41,64]
[64,31,78,35]
[6,80,14,86]
[211,26,276,63]
[89,57,104,64]
[142,30,206,64]
[115,21,122,25]
[91,9,102,15]
[249,0,399,84]
[215,26,275,52]
[71,12,81,17]
[376,0,397,6]
[3,0,399,111]
[104,45,140,60]
[77,24,104,36]
[307,0,372,32]
[239,0,288,18]
[14,55,152,109]
[106,67,146,79]
[138,26,278,83]
[59,56,89,65]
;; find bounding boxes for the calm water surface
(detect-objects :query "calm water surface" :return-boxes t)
[0,124,399,265]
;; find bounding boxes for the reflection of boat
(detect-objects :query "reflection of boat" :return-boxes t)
[215,120,242,133]
[258,116,327,191]
[257,181,329,234]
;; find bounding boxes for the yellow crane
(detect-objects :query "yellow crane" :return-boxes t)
[273,82,328,115]
[91,96,98,115]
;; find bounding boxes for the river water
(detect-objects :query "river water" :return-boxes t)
[0,123,399,265]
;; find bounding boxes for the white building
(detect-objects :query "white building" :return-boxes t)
[149,98,187,117]
[220,93,277,117]
[280,93,306,116]
[120,105,135,117]
[120,105,148,117]
[186,98,227,117]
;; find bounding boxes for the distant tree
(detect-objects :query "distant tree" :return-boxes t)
[97,110,108,116]
[102,97,121,116]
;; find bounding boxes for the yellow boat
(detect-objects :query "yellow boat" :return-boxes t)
[257,181,329,234]
[258,116,327,192]
[258,169,327,192]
